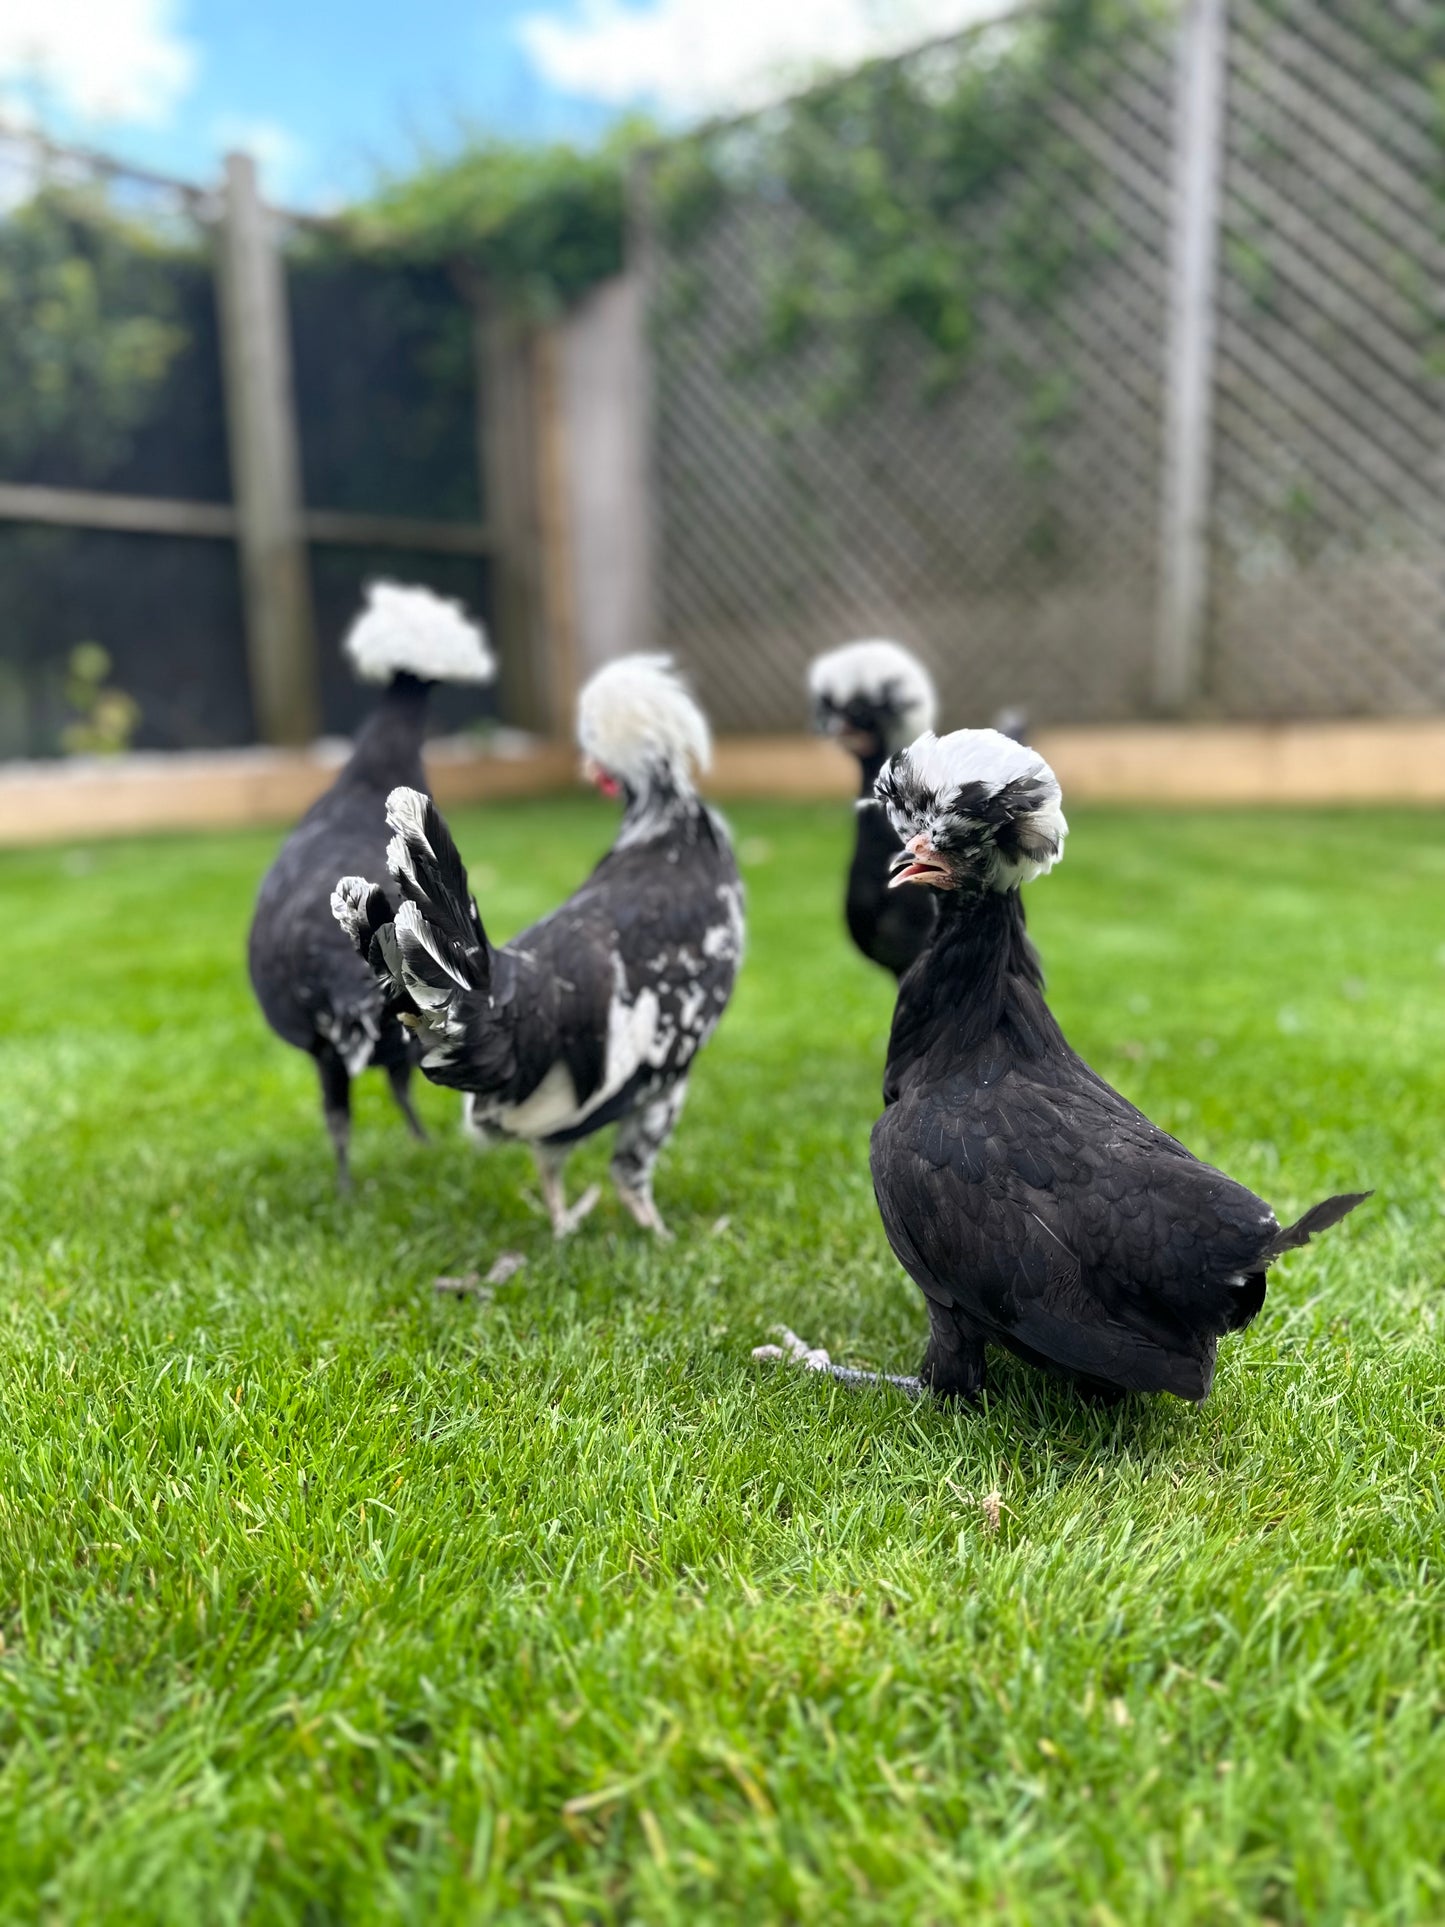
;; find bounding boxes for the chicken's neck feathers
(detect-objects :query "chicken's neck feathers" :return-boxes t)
[340,673,431,794]
[613,776,723,855]
[886,887,1055,1088]
[857,743,894,798]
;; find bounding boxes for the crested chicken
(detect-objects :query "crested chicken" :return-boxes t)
[807,638,940,979]
[332,654,743,1238]
[248,581,494,1186]
[761,729,1367,1403]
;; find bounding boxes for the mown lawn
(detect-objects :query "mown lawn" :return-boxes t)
[0,797,1442,1925]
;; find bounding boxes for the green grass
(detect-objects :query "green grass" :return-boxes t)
[0,798,1442,1925]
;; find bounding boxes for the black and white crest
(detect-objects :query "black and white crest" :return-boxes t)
[808,639,937,754]
[876,728,1067,892]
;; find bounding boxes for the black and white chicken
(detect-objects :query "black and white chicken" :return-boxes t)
[761,729,1367,1404]
[248,581,494,1186]
[808,639,940,979]
[332,654,743,1238]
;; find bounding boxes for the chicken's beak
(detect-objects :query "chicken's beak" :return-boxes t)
[889,832,951,889]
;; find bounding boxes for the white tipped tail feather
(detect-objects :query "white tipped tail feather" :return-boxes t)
[578,654,711,792]
[343,581,495,686]
[330,876,373,945]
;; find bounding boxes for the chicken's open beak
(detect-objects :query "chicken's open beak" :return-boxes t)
[889,833,951,889]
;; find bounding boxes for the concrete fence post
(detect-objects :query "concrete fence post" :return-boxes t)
[215,151,320,746]
[474,273,655,740]
[532,321,582,737]
[1155,0,1228,713]
[555,272,657,681]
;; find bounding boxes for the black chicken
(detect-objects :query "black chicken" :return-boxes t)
[248,581,494,1186]
[808,639,940,979]
[762,728,1367,1404]
[332,654,743,1238]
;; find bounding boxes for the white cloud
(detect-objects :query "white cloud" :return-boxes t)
[517,0,1014,119]
[212,115,307,201]
[0,0,195,127]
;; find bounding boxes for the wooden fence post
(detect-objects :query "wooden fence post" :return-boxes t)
[216,151,320,746]
[1155,0,1228,713]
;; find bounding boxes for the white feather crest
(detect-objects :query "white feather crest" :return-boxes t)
[903,727,1046,800]
[577,654,711,790]
[343,581,495,686]
[808,638,937,744]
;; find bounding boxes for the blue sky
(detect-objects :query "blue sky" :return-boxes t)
[0,0,1005,208]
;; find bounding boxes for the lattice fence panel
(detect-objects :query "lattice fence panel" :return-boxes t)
[1207,0,1445,717]
[641,6,1179,734]
[641,0,1445,730]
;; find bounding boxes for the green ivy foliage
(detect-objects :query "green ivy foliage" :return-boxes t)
[338,117,656,318]
[0,186,192,482]
[651,0,1163,415]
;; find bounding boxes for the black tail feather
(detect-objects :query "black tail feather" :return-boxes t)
[1266,1191,1370,1259]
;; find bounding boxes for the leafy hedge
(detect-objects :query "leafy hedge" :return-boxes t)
[0,186,193,484]
[338,117,655,317]
[647,0,1164,412]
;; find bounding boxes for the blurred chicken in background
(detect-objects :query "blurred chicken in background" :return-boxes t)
[248,582,494,1187]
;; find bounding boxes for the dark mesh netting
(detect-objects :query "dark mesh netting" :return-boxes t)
[287,255,482,522]
[0,188,230,503]
[0,526,252,759]
[0,163,493,759]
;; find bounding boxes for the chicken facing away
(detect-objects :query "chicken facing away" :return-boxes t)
[761,729,1367,1404]
[332,654,744,1239]
[248,582,494,1187]
[808,639,940,979]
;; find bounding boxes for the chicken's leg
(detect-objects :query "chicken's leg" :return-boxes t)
[752,1327,927,1397]
[919,1314,988,1401]
[533,1144,600,1238]
[610,1080,687,1239]
[316,1047,352,1193]
[387,1061,428,1141]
